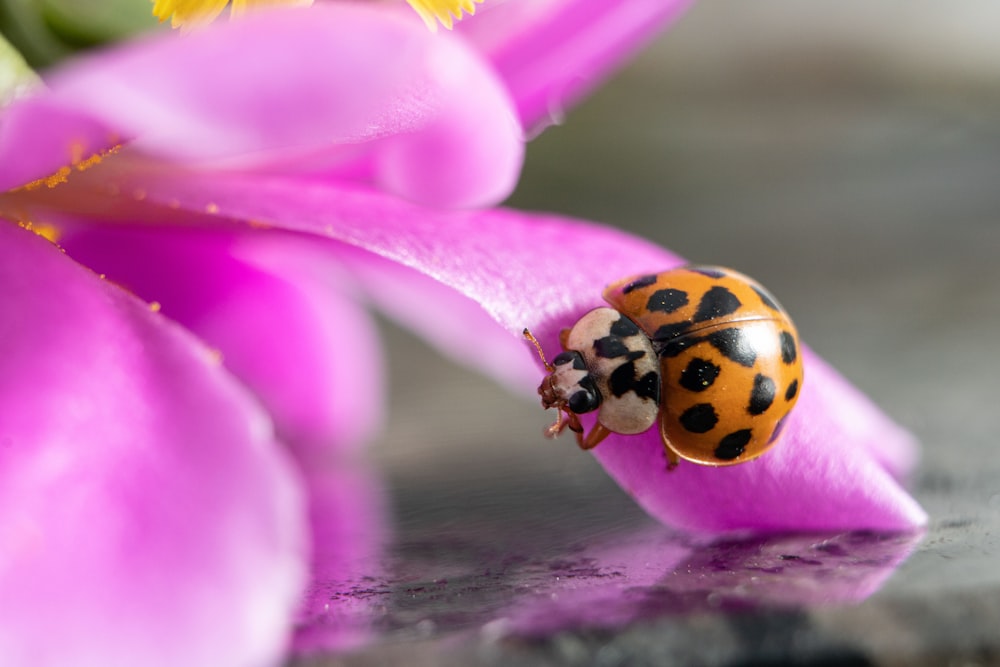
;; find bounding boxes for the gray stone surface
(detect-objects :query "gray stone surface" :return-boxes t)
[291,2,1000,664]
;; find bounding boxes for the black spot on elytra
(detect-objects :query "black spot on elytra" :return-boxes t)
[706,328,757,367]
[715,429,752,460]
[748,374,776,415]
[609,315,639,338]
[622,274,658,294]
[780,331,797,364]
[690,267,727,278]
[679,403,718,433]
[752,284,781,311]
[679,358,721,392]
[646,288,689,314]
[634,371,659,401]
[693,286,742,323]
[652,321,693,344]
[785,378,799,401]
[659,336,697,358]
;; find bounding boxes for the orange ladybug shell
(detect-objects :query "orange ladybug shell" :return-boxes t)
[604,266,804,466]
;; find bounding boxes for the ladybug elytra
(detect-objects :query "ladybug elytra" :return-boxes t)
[525,265,804,468]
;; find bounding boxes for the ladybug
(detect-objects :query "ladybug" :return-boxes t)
[524,265,803,467]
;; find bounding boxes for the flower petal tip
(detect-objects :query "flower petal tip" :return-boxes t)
[591,383,928,535]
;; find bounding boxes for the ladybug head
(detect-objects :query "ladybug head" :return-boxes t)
[538,351,602,415]
[524,328,603,439]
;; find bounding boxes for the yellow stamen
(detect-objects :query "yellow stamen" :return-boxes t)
[16,220,62,243]
[20,166,72,192]
[151,0,482,31]
[406,0,483,30]
[229,0,312,18]
[14,144,121,193]
[152,0,229,28]
[151,0,312,29]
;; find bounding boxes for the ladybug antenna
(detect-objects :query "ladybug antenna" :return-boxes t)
[522,328,553,371]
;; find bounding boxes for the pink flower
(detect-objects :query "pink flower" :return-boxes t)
[0,2,923,666]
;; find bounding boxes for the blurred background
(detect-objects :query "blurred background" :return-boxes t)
[5,1,999,664]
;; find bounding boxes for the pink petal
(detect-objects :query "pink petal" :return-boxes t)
[457,0,694,131]
[0,222,308,666]
[0,97,119,194]
[332,245,539,393]
[126,172,927,532]
[592,371,924,533]
[293,462,389,654]
[59,224,384,461]
[1,4,522,207]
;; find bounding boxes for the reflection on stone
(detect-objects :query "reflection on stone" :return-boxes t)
[292,505,922,654]
[504,529,924,637]
[291,461,390,655]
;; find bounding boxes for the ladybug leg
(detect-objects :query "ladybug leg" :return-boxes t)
[659,413,681,471]
[566,411,584,438]
[558,412,586,448]
[544,409,569,438]
[545,408,582,440]
[578,422,611,450]
[665,448,680,471]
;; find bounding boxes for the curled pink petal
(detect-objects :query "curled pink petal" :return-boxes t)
[129,173,926,533]
[59,224,384,460]
[458,0,694,131]
[806,353,919,480]
[0,222,308,667]
[333,245,539,393]
[592,365,926,533]
[1,3,522,207]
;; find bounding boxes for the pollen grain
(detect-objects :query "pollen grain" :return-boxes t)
[13,143,121,193]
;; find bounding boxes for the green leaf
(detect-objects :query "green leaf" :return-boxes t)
[0,30,40,105]
[42,0,162,48]
[0,0,74,67]
[0,0,162,69]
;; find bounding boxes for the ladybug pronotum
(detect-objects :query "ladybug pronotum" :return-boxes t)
[524,265,804,468]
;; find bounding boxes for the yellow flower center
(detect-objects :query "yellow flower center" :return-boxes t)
[151,0,483,30]
[405,0,484,31]
[151,0,314,30]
